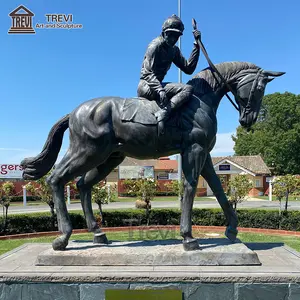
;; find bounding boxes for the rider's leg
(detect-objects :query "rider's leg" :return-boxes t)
[155,83,193,134]
[166,83,194,109]
[137,80,156,100]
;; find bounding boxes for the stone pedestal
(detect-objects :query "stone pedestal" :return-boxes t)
[36,238,261,266]
[1,240,300,300]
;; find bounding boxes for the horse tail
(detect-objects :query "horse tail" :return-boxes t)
[21,114,70,180]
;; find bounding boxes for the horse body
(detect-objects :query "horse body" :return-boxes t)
[21,61,284,251]
[69,93,218,160]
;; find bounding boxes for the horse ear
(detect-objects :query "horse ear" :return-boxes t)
[267,77,275,83]
[262,70,286,77]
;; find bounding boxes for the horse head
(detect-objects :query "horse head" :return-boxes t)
[232,69,285,129]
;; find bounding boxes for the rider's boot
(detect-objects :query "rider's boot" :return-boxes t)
[155,105,171,136]
[155,88,193,136]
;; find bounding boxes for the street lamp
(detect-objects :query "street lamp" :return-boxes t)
[177,0,183,202]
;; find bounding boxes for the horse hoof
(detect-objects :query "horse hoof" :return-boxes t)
[52,236,68,251]
[225,226,238,242]
[183,238,200,251]
[94,232,109,244]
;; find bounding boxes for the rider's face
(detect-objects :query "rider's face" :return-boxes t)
[164,31,181,46]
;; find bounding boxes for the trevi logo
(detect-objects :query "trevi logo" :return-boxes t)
[8,5,83,34]
[8,5,35,34]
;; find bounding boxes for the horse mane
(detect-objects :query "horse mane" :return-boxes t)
[187,61,260,96]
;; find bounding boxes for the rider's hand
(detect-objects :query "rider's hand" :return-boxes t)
[193,29,201,41]
[159,90,168,107]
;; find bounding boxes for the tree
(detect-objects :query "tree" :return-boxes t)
[227,175,252,211]
[232,92,300,175]
[164,180,184,198]
[92,183,116,225]
[272,175,300,212]
[123,178,158,225]
[25,172,56,227]
[0,181,15,232]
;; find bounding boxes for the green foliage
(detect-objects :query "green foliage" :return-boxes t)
[232,92,300,174]
[3,208,300,235]
[25,171,56,228]
[25,174,54,210]
[9,196,41,202]
[92,183,117,225]
[0,211,87,235]
[0,181,15,232]
[123,178,158,201]
[123,178,157,225]
[227,175,253,210]
[92,185,109,206]
[272,175,300,212]
[164,180,184,198]
[1,181,14,209]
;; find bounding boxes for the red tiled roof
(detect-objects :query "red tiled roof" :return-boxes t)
[116,155,270,174]
[155,159,178,171]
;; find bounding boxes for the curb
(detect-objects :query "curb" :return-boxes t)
[0,225,299,240]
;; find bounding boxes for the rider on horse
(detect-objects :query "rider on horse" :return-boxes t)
[137,14,201,134]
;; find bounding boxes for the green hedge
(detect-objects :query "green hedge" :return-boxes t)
[0,209,299,236]
[9,196,42,202]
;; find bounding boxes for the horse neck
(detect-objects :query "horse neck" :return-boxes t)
[196,62,258,112]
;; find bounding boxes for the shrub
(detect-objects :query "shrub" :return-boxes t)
[2,209,300,236]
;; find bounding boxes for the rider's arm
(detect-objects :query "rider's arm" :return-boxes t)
[173,42,200,75]
[141,43,164,94]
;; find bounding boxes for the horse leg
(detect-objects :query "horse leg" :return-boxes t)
[47,142,113,250]
[180,143,206,251]
[46,150,75,251]
[76,152,125,244]
[201,154,238,242]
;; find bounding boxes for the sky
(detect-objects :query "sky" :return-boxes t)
[1,0,299,164]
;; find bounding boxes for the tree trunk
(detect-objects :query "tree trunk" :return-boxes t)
[278,198,282,229]
[146,205,151,226]
[99,203,104,225]
[284,192,289,212]
[4,206,8,233]
[49,202,56,229]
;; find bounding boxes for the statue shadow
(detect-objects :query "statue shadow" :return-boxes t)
[65,238,285,251]
[244,242,284,251]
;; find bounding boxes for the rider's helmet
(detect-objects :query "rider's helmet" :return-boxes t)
[162,14,184,35]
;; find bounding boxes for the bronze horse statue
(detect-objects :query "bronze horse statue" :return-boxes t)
[21,61,284,251]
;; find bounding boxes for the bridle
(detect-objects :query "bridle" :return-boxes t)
[192,19,263,113]
[231,69,264,113]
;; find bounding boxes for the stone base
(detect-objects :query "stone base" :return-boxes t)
[1,241,300,299]
[36,238,261,266]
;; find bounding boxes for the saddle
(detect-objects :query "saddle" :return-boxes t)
[120,97,161,125]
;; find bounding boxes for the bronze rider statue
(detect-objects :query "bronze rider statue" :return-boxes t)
[137,14,201,134]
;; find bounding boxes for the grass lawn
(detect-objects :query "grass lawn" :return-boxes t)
[257,196,300,201]
[1,230,299,256]
[10,200,82,207]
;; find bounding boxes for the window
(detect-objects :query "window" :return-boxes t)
[255,179,261,187]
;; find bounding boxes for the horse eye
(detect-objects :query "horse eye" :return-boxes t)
[257,85,264,91]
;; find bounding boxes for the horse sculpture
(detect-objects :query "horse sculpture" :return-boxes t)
[21,61,285,251]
